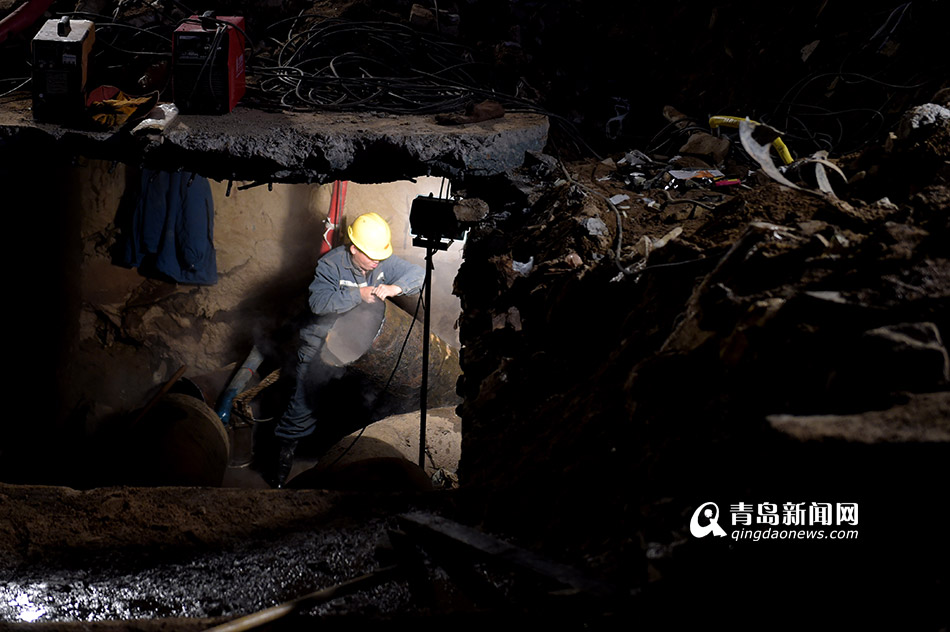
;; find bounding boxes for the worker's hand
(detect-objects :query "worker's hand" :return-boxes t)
[359,286,379,303]
[372,284,402,300]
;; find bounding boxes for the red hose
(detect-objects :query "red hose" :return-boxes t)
[0,0,56,45]
[320,180,348,255]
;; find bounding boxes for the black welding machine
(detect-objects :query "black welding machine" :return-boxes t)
[31,17,95,122]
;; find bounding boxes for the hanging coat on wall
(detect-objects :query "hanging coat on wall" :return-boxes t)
[121,169,218,285]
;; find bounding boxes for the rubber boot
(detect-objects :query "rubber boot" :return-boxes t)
[273,438,298,488]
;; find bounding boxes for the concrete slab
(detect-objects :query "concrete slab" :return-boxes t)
[0,97,549,183]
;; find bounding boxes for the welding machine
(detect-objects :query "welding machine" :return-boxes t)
[31,17,95,123]
[172,15,246,114]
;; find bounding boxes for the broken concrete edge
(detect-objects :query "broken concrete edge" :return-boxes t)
[0,99,550,184]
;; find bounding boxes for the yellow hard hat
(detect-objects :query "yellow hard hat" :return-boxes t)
[347,212,393,260]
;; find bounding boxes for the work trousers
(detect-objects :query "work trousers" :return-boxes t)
[274,337,345,440]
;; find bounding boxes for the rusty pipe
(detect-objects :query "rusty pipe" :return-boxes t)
[320,299,460,416]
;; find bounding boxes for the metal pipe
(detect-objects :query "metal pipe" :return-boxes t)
[348,301,460,413]
[320,180,348,256]
[0,0,55,45]
[216,346,264,425]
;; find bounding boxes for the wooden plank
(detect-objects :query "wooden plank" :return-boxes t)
[203,565,399,632]
[397,511,616,599]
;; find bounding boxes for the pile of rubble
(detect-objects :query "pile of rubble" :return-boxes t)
[453,95,950,624]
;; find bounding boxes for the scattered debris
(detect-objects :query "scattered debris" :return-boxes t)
[897,102,950,139]
[397,511,618,599]
[582,216,608,236]
[131,102,179,135]
[512,257,534,276]
[435,99,505,126]
[739,118,813,194]
[678,132,731,166]
[710,114,794,164]
[492,306,523,331]
[608,193,630,205]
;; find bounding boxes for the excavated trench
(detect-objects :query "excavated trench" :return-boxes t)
[0,144,541,629]
[4,116,949,629]
[2,1,950,630]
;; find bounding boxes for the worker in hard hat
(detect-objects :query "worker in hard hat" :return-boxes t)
[270,212,424,488]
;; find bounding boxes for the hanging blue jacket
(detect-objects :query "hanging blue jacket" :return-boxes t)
[122,169,217,285]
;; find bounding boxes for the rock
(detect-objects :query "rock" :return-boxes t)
[669,155,713,170]
[897,103,950,140]
[435,100,505,126]
[871,197,899,211]
[858,322,950,392]
[582,216,608,236]
[453,197,490,222]
[512,256,534,275]
[523,150,560,177]
[767,391,950,443]
[492,306,523,332]
[409,3,437,30]
[662,105,693,129]
[678,132,731,166]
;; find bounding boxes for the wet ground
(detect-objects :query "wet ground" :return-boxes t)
[0,518,408,624]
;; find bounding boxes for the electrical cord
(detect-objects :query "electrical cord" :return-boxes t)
[243,13,596,153]
[770,64,933,155]
[179,15,254,64]
[26,8,589,154]
[323,284,426,470]
[0,77,30,99]
[55,11,173,72]
[183,24,225,109]
[554,155,630,277]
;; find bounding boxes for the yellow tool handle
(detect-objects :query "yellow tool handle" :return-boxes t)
[709,115,794,165]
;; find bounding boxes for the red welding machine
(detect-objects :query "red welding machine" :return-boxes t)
[172,15,245,114]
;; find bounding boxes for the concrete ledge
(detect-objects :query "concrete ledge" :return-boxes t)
[0,98,549,183]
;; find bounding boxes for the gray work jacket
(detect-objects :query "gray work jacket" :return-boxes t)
[299,245,424,348]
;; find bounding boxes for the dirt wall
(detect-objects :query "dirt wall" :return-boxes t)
[11,160,462,483]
